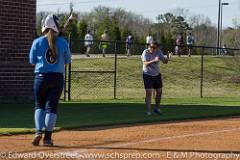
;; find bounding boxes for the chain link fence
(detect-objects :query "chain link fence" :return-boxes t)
[64,37,240,100]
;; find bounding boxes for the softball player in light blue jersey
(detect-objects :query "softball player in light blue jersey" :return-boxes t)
[29,14,71,147]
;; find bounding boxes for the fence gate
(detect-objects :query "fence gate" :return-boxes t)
[65,39,117,101]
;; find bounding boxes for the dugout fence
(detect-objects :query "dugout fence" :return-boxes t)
[63,37,240,101]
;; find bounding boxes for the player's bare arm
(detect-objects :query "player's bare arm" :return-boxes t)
[162,52,171,64]
[144,57,159,66]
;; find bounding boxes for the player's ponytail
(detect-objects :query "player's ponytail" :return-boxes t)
[47,29,57,61]
[41,14,60,62]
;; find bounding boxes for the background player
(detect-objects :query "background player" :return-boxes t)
[100,30,109,57]
[186,32,194,56]
[84,30,93,57]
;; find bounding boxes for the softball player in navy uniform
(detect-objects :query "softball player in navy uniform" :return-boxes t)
[29,14,71,146]
[141,42,170,116]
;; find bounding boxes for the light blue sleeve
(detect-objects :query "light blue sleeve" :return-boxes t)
[29,40,37,64]
[157,50,166,61]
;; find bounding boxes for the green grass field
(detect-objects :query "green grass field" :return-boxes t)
[70,55,240,99]
[1,97,240,135]
[1,55,240,135]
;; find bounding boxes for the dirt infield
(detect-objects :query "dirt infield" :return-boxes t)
[0,117,240,160]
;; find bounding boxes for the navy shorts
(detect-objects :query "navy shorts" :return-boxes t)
[126,43,132,49]
[143,73,162,89]
[188,44,193,49]
[34,72,64,114]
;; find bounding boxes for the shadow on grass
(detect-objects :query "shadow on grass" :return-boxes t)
[1,102,240,134]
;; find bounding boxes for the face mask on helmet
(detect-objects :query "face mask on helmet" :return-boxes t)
[42,14,60,33]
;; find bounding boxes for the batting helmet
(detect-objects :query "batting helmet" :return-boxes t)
[41,14,60,33]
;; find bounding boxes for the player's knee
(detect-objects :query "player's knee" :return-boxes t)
[45,106,57,114]
[35,104,45,110]
[156,89,162,95]
[145,89,152,96]
[46,110,57,114]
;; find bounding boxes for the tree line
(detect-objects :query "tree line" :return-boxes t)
[36,5,240,53]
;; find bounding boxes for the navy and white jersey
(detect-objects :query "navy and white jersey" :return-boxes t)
[186,35,194,45]
[141,49,166,76]
[84,33,93,46]
[126,35,133,44]
[29,36,71,74]
[146,35,153,44]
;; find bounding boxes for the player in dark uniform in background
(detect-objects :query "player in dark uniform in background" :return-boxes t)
[126,33,134,56]
[175,33,184,56]
[186,32,194,57]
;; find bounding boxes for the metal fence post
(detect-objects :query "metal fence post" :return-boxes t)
[113,40,118,99]
[68,34,72,101]
[200,47,204,98]
[64,65,67,101]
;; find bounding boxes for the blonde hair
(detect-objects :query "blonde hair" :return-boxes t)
[46,29,57,61]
